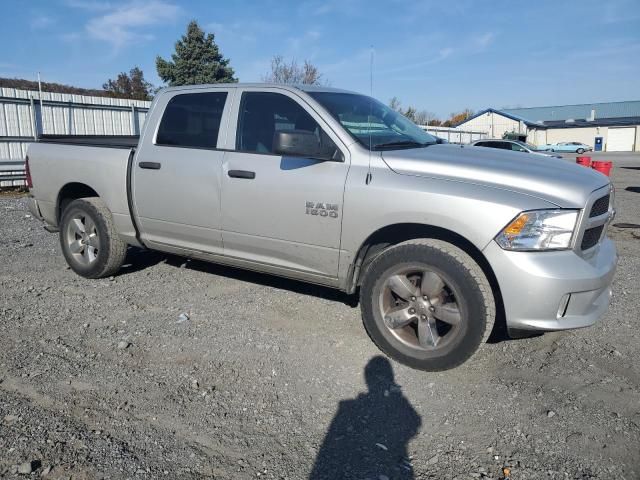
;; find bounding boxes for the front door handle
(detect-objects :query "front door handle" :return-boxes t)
[139,161,161,170]
[228,170,255,179]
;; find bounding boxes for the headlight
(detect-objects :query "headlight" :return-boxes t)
[495,209,579,251]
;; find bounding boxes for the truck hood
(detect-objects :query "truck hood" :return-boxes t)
[381,144,609,208]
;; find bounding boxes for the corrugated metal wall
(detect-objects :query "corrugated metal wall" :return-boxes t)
[457,111,525,141]
[424,127,487,144]
[504,100,640,123]
[0,87,151,187]
[419,125,488,144]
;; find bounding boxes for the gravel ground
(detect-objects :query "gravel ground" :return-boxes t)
[1,165,639,479]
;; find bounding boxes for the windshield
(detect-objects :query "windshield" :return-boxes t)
[517,141,542,151]
[309,92,437,151]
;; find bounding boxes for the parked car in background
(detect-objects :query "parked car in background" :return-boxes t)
[471,139,562,158]
[540,142,593,154]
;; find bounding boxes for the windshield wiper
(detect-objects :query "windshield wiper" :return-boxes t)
[372,140,434,150]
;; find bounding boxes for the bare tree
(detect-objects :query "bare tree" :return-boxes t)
[403,107,417,122]
[413,110,439,126]
[263,55,327,85]
[389,97,402,112]
[388,98,442,125]
[442,108,474,127]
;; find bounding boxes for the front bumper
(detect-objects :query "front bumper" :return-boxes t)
[483,237,617,333]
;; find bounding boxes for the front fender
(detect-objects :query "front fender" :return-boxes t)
[338,162,557,281]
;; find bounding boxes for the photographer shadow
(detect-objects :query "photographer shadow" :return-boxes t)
[310,356,421,479]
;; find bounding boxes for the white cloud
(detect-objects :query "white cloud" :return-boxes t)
[438,47,454,59]
[321,29,493,81]
[64,0,113,11]
[603,0,640,23]
[206,19,282,44]
[474,32,495,50]
[241,58,273,82]
[287,29,323,54]
[375,46,456,76]
[30,14,56,30]
[60,32,82,42]
[78,0,181,51]
[299,0,363,16]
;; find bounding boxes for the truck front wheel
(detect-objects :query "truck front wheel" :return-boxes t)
[59,197,127,279]
[360,239,495,371]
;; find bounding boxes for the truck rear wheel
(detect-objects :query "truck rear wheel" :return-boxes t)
[59,197,127,279]
[360,239,495,371]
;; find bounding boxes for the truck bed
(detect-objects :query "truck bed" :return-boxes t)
[38,135,139,148]
[27,141,137,239]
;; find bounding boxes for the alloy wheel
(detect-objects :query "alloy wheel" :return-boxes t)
[378,267,463,351]
[65,213,100,266]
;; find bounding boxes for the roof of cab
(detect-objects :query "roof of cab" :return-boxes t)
[157,83,358,95]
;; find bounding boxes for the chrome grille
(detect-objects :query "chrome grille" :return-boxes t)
[581,225,604,250]
[589,194,610,218]
[577,187,612,254]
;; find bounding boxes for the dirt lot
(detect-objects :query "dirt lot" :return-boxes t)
[1,164,639,479]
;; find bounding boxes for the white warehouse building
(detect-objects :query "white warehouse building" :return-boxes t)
[455,100,640,152]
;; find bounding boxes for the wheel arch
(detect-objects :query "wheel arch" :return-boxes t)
[347,222,504,321]
[56,182,99,223]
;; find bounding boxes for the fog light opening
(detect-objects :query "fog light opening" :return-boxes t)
[557,294,571,318]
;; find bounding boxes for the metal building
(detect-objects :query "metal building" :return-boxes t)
[0,87,150,187]
[456,100,640,152]
[419,125,487,144]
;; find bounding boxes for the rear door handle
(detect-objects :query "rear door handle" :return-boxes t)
[228,170,255,179]
[139,161,161,170]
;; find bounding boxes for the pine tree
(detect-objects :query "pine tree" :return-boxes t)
[156,21,237,86]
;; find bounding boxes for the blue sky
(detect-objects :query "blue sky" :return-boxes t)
[1,0,639,117]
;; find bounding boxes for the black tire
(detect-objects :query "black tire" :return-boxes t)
[59,197,127,279]
[576,148,585,154]
[360,239,495,371]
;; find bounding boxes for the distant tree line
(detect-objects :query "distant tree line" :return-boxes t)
[0,77,130,99]
[389,96,473,127]
[102,67,154,101]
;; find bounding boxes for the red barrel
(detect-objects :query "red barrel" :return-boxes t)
[576,156,591,167]
[591,160,613,177]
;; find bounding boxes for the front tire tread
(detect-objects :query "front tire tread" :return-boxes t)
[360,239,495,371]
[60,197,127,279]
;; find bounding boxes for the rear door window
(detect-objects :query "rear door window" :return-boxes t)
[156,92,228,148]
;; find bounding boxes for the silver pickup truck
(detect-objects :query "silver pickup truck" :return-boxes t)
[25,83,617,371]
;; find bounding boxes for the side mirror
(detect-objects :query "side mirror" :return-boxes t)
[273,130,342,161]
